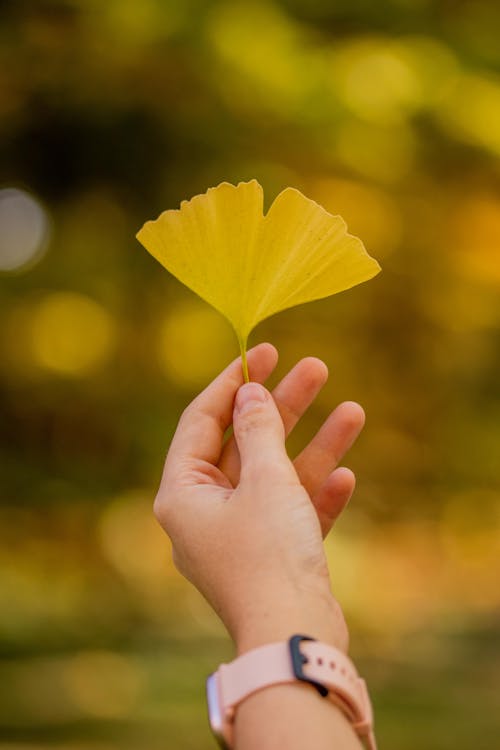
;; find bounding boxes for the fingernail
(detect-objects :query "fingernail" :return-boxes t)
[236,383,267,412]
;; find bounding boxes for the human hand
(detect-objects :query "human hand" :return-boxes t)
[154,343,365,654]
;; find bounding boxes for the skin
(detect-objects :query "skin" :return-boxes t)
[154,342,366,749]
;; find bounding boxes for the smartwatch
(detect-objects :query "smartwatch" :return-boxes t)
[207,634,377,750]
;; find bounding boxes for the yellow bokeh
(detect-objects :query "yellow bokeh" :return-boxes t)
[335,119,416,182]
[328,516,500,644]
[333,39,421,125]
[157,300,237,389]
[331,36,459,126]
[327,524,442,640]
[448,194,500,285]
[439,491,500,610]
[30,291,116,376]
[310,177,402,257]
[396,35,459,106]
[62,650,145,718]
[207,2,311,113]
[425,278,500,332]
[437,73,500,156]
[99,490,175,589]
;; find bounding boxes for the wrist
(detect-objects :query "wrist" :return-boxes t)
[232,591,349,656]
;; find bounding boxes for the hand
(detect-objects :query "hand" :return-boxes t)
[154,343,365,653]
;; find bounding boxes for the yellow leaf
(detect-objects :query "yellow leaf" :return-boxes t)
[137,180,381,381]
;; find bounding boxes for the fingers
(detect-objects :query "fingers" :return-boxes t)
[294,401,365,497]
[312,467,356,538]
[164,343,278,476]
[233,383,298,486]
[272,357,329,434]
[219,356,328,485]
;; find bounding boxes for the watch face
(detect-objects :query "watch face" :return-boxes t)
[206,673,229,749]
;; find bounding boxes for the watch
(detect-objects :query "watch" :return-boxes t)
[207,634,377,750]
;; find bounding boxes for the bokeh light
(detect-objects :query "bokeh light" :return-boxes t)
[333,39,421,125]
[438,73,500,156]
[448,194,500,285]
[158,300,236,389]
[99,490,175,591]
[30,291,116,376]
[62,650,145,719]
[0,188,50,272]
[208,2,311,115]
[335,119,416,182]
[310,177,402,257]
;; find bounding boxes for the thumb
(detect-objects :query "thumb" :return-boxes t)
[233,382,297,485]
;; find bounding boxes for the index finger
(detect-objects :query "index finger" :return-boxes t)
[164,342,278,476]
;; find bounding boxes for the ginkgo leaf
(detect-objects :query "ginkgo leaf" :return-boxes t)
[137,180,381,381]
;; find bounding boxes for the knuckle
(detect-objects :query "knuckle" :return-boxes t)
[238,404,279,433]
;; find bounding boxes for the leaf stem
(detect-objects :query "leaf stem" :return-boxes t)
[238,334,250,383]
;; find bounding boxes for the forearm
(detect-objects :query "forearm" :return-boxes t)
[235,683,363,750]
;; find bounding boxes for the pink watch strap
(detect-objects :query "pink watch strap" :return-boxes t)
[214,636,377,750]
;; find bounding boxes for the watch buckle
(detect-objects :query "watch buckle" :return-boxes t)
[288,634,328,697]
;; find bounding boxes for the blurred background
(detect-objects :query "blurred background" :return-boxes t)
[1,0,499,748]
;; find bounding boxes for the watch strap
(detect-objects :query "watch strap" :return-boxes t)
[214,636,376,750]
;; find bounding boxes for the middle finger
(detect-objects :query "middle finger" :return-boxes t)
[293,400,365,497]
